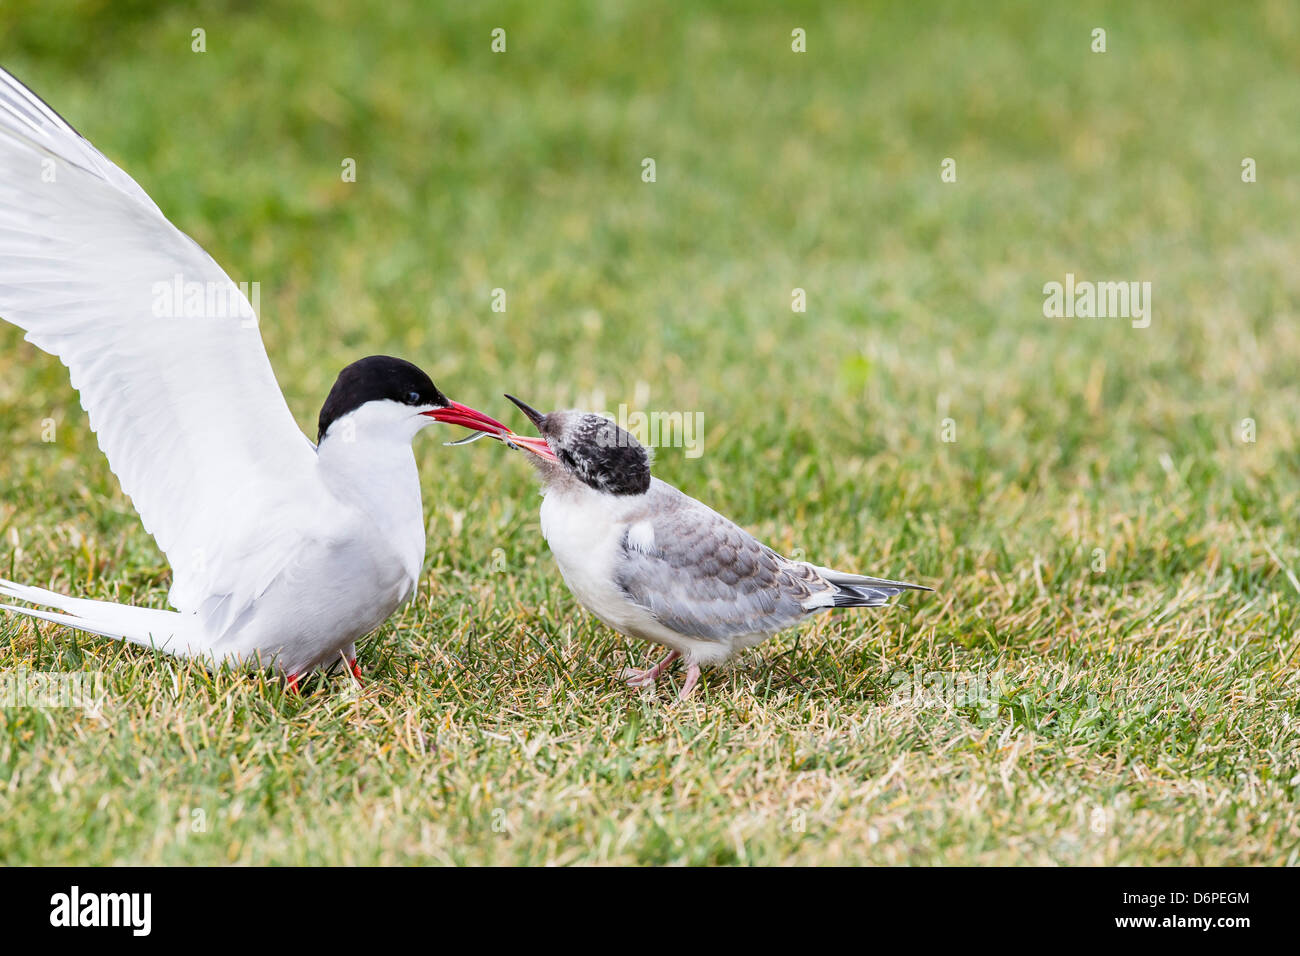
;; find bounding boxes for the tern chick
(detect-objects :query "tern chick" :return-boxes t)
[499,396,932,699]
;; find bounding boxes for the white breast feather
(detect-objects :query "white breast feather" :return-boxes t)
[626,520,656,554]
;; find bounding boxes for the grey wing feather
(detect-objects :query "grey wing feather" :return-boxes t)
[613,482,843,641]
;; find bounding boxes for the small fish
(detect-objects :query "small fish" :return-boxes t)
[444,429,523,451]
[443,430,492,447]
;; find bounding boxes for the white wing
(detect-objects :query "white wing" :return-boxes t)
[0,66,317,613]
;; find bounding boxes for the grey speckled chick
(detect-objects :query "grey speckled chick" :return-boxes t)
[497,395,932,699]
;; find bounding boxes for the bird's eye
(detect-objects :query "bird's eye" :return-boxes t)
[406,390,422,405]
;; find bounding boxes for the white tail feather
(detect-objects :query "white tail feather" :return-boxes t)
[0,577,194,654]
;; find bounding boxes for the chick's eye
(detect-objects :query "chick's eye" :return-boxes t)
[406,390,422,405]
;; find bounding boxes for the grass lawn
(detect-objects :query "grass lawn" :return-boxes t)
[1,0,1298,864]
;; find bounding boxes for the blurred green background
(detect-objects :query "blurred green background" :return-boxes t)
[0,1,1297,864]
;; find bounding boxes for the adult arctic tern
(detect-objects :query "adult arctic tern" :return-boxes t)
[0,67,510,687]
[497,397,933,699]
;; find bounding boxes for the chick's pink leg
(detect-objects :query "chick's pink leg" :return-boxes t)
[622,649,680,687]
[678,662,701,700]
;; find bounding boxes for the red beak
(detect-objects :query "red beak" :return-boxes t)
[422,400,511,435]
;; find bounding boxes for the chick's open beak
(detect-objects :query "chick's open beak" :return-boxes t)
[503,394,560,462]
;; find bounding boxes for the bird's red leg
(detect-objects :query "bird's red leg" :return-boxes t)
[348,656,364,685]
[285,672,301,694]
[623,650,679,687]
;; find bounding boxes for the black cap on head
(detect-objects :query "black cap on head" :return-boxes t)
[542,410,652,496]
[317,355,447,442]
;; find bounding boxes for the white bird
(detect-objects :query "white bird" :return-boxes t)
[498,396,933,699]
[0,67,510,689]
